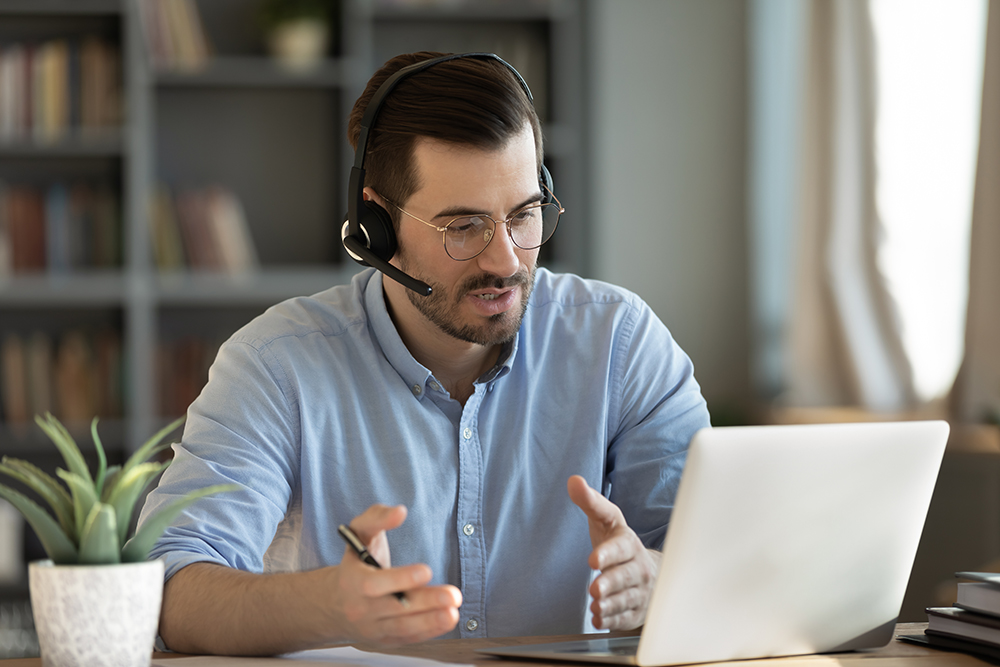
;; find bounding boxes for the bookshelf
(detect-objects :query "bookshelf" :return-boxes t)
[0,0,586,615]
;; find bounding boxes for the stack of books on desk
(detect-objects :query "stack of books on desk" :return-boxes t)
[922,571,1000,660]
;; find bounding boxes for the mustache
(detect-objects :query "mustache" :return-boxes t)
[460,269,532,293]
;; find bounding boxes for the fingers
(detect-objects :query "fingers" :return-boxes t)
[567,479,657,632]
[333,505,462,644]
[591,551,654,599]
[587,547,657,631]
[353,563,432,599]
[332,554,462,644]
[590,572,650,630]
[591,593,647,631]
[371,602,462,645]
[590,527,644,571]
[343,581,463,645]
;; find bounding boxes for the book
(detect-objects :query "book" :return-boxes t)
[957,582,1000,618]
[26,331,54,418]
[926,606,1000,648]
[54,330,95,422]
[8,186,46,273]
[953,572,1000,619]
[150,0,210,71]
[897,631,1000,663]
[1,333,29,424]
[0,181,10,276]
[175,189,220,269]
[45,183,71,273]
[149,185,186,270]
[205,186,258,274]
[958,572,1000,586]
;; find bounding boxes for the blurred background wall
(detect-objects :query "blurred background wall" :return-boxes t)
[588,0,752,427]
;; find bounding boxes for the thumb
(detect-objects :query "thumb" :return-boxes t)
[348,504,407,567]
[350,504,408,543]
[567,475,616,524]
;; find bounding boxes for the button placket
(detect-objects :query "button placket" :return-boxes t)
[456,394,486,638]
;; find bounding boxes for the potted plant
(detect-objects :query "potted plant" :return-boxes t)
[258,0,333,71]
[0,414,235,667]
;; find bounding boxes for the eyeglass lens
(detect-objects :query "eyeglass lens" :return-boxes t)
[445,203,560,260]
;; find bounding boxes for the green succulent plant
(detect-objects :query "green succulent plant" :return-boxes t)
[0,413,235,565]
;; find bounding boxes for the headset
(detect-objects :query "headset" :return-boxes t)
[341,52,554,297]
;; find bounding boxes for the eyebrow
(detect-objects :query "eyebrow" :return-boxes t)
[432,191,544,221]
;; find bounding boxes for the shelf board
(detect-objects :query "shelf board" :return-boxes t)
[0,418,127,457]
[0,0,120,15]
[155,56,344,89]
[0,271,126,306]
[155,267,358,305]
[371,1,564,21]
[0,132,125,158]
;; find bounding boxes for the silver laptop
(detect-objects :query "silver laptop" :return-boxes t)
[480,421,949,666]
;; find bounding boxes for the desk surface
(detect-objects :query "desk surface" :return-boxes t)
[0,623,990,667]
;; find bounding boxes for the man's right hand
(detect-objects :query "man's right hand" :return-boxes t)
[159,504,461,655]
[326,504,463,644]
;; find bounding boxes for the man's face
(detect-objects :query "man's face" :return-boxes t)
[383,124,541,347]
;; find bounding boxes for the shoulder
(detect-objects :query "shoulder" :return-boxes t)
[524,268,683,359]
[529,267,647,312]
[529,267,636,304]
[226,270,372,352]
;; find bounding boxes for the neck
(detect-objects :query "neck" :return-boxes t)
[383,281,502,406]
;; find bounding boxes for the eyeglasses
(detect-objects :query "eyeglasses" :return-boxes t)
[380,187,564,261]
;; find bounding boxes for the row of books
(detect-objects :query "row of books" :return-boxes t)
[138,0,211,71]
[0,330,227,428]
[0,329,123,426]
[916,571,1000,661]
[0,37,122,144]
[150,185,259,274]
[0,182,120,275]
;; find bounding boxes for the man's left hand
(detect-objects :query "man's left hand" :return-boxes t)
[567,475,658,631]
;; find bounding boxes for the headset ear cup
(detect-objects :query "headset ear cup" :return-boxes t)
[540,164,554,204]
[360,201,398,261]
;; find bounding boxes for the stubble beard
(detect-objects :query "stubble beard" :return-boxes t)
[399,256,536,346]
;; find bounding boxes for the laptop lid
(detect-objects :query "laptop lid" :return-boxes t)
[481,420,949,666]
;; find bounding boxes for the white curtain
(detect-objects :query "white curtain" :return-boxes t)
[956,0,1000,423]
[781,0,915,411]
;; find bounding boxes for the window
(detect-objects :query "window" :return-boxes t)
[869,0,988,402]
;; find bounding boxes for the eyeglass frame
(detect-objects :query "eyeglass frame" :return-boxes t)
[376,186,564,261]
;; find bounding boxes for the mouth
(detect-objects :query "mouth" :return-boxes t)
[466,286,518,314]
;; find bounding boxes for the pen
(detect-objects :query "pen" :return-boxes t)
[337,524,408,605]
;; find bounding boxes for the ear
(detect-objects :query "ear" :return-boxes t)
[362,186,381,205]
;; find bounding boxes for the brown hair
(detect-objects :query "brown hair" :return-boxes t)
[348,52,544,227]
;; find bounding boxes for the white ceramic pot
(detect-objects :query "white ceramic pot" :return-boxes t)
[29,559,164,667]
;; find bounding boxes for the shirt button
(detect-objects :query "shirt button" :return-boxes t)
[463,523,475,536]
[463,427,472,440]
[411,384,422,397]
[429,380,441,392]
[466,618,479,632]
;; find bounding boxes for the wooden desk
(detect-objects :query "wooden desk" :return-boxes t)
[0,623,990,667]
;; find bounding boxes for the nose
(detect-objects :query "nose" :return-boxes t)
[475,219,521,277]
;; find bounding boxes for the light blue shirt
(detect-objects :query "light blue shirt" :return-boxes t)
[139,267,710,639]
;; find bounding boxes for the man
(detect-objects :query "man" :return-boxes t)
[139,52,710,656]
